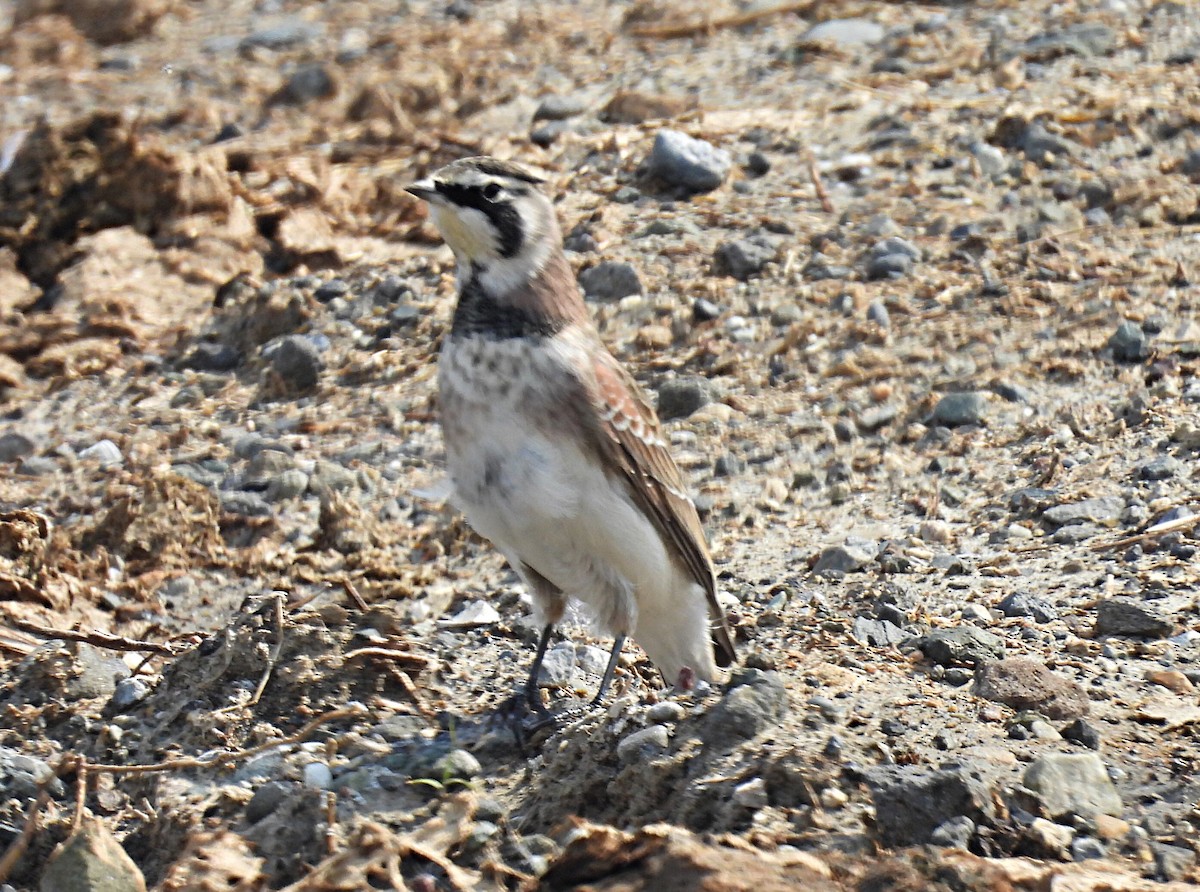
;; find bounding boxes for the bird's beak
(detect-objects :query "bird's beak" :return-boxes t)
[406,178,438,201]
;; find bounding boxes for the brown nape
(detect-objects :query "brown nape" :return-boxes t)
[506,249,592,329]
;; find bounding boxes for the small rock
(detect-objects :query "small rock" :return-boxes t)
[434,749,481,780]
[733,777,769,808]
[656,376,712,421]
[110,677,151,710]
[240,19,322,51]
[617,724,670,763]
[533,94,587,121]
[646,701,685,723]
[1022,753,1122,820]
[308,460,358,495]
[1060,718,1102,749]
[220,491,272,517]
[867,765,996,846]
[930,816,975,848]
[0,432,35,462]
[918,627,1005,667]
[819,785,848,809]
[578,261,643,301]
[440,601,500,628]
[79,439,123,467]
[705,669,789,744]
[866,300,890,329]
[851,617,905,647]
[692,298,722,322]
[1028,817,1075,856]
[0,747,62,800]
[970,141,1007,179]
[643,129,731,195]
[1145,668,1194,694]
[183,342,241,371]
[932,392,989,427]
[39,819,146,892]
[865,251,913,280]
[801,18,885,45]
[273,63,337,105]
[1071,836,1107,861]
[712,238,775,280]
[1042,497,1124,527]
[271,335,323,390]
[537,642,610,687]
[973,658,1089,720]
[1095,598,1174,638]
[1152,842,1196,882]
[997,592,1058,622]
[813,544,875,577]
[1139,456,1182,481]
[745,151,770,176]
[246,780,292,823]
[266,469,309,501]
[303,762,333,790]
[1108,321,1150,362]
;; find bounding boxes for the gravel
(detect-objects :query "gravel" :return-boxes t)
[643,130,731,195]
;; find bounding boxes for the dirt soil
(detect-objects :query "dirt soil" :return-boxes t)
[1,0,1200,889]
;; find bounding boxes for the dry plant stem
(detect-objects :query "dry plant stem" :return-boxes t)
[82,704,367,776]
[342,577,369,611]
[8,618,183,655]
[808,153,834,214]
[72,756,87,832]
[0,785,51,883]
[1091,513,1200,551]
[324,791,338,855]
[249,593,286,706]
[629,1,812,39]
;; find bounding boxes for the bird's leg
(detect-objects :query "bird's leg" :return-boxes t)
[590,634,626,706]
[524,623,554,714]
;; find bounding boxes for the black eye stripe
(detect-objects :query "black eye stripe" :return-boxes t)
[435,181,525,258]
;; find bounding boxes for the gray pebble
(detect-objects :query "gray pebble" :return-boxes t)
[851,617,905,647]
[802,18,885,45]
[617,724,670,763]
[867,765,995,845]
[813,543,875,576]
[434,749,481,780]
[266,469,309,501]
[1071,836,1107,861]
[866,300,890,328]
[932,392,989,427]
[111,676,151,710]
[1139,456,1182,481]
[0,432,35,462]
[704,669,789,744]
[220,491,272,517]
[578,261,643,301]
[246,780,292,823]
[308,459,358,495]
[865,252,913,280]
[712,238,775,281]
[1108,321,1149,362]
[1095,597,1174,638]
[917,626,1005,667]
[79,439,123,467]
[1061,718,1102,750]
[1042,496,1124,527]
[271,335,323,390]
[997,592,1058,622]
[930,816,975,848]
[656,376,712,420]
[533,94,586,121]
[644,129,731,195]
[1022,753,1122,820]
[646,701,685,723]
[241,20,322,51]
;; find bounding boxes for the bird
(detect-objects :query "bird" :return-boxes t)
[406,156,735,713]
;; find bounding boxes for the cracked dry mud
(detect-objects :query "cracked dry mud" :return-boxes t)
[1,0,1200,889]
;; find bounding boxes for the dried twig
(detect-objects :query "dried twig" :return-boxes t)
[72,756,87,832]
[342,577,369,612]
[249,593,286,707]
[1091,512,1200,551]
[83,704,367,776]
[7,618,185,655]
[808,152,834,214]
[629,1,812,39]
[324,790,339,855]
[0,781,52,883]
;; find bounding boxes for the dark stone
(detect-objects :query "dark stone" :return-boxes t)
[183,342,241,372]
[973,658,1090,720]
[1061,718,1102,750]
[656,376,712,421]
[1095,598,1174,638]
[851,617,905,648]
[578,261,643,301]
[997,592,1058,622]
[867,765,996,846]
[712,238,776,281]
[270,335,323,390]
[917,627,1005,667]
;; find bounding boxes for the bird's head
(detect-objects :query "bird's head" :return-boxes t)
[407,157,559,294]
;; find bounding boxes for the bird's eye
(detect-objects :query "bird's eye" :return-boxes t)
[482,183,502,201]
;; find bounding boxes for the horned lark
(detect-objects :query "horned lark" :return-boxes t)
[407,157,735,710]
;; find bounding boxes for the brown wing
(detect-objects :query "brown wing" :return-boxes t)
[589,352,736,667]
